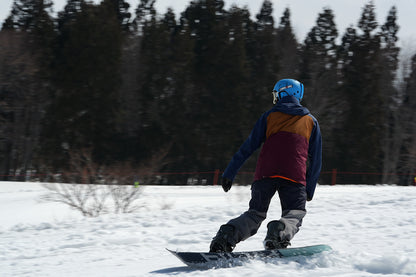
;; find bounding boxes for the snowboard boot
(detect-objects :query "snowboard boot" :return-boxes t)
[209,224,236,253]
[263,220,291,250]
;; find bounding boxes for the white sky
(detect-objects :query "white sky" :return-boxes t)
[1,0,415,51]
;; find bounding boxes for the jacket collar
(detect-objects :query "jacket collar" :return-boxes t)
[273,96,310,116]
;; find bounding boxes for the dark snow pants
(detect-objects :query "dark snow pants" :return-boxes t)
[227,178,307,245]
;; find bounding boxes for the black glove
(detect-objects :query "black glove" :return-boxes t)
[221,177,232,192]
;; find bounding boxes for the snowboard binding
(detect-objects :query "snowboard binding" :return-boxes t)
[263,220,291,250]
[209,224,236,253]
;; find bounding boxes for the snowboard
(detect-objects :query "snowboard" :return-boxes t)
[168,244,332,267]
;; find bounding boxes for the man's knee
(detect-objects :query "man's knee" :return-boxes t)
[228,209,267,242]
[280,209,307,228]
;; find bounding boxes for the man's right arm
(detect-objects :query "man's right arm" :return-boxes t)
[222,112,269,182]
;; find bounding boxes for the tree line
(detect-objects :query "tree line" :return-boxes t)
[0,0,415,185]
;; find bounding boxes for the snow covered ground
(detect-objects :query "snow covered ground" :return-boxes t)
[1,182,416,276]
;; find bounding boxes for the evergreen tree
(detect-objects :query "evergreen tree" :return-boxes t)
[246,0,278,117]
[134,0,155,34]
[299,8,340,179]
[300,7,338,88]
[41,1,123,168]
[164,9,197,173]
[114,0,159,165]
[215,5,251,177]
[275,8,299,79]
[338,2,384,183]
[255,0,273,30]
[2,0,55,71]
[3,0,53,31]
[180,0,232,171]
[2,0,409,184]
[102,0,131,31]
[397,54,416,185]
[0,31,39,180]
[134,1,172,152]
[1,0,55,179]
[379,6,401,184]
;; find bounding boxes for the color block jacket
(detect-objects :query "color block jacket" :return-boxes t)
[223,96,322,200]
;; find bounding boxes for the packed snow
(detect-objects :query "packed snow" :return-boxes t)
[1,182,416,276]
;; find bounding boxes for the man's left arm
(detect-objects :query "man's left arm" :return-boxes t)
[306,117,322,201]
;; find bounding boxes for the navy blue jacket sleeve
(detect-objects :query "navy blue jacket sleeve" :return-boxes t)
[222,112,269,181]
[306,116,322,200]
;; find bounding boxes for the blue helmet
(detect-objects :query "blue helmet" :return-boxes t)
[272,79,304,104]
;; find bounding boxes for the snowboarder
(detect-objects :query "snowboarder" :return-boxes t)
[210,79,322,252]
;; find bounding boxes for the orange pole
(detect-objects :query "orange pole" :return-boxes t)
[213,169,220,186]
[331,168,337,186]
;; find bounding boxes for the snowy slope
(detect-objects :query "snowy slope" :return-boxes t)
[1,182,416,276]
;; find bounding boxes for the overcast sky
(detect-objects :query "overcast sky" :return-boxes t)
[1,0,415,51]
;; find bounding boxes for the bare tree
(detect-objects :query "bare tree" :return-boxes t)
[39,145,173,216]
[40,183,110,217]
